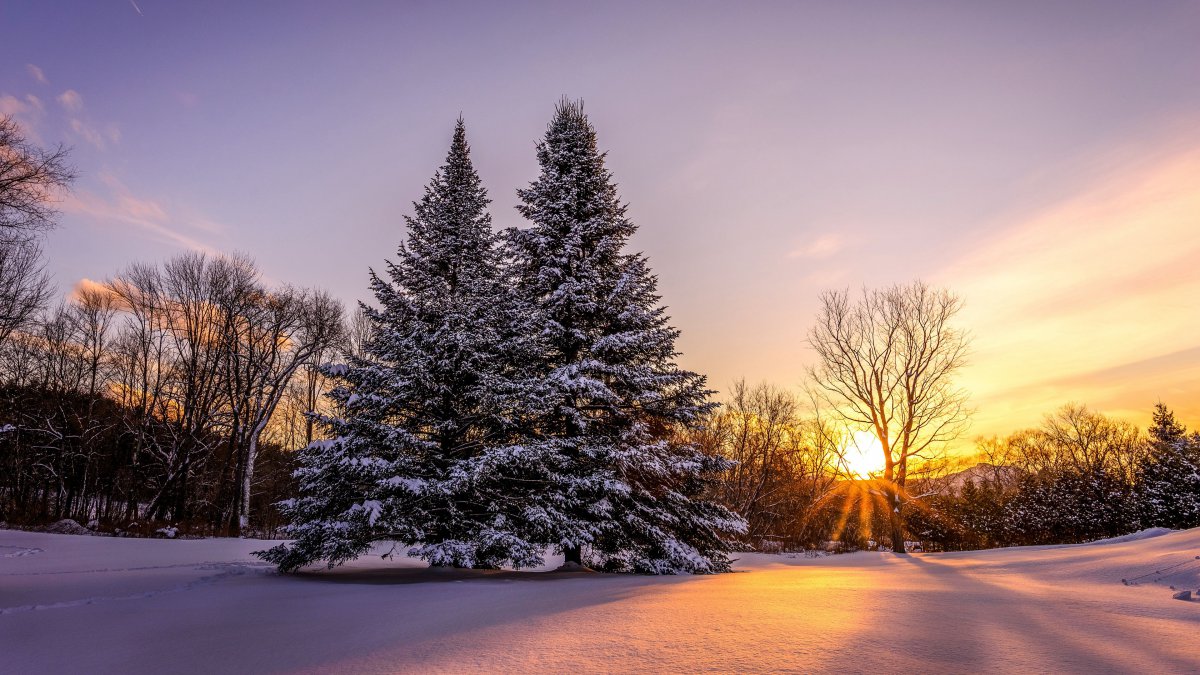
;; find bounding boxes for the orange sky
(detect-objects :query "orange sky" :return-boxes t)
[940,140,1200,440]
[675,132,1200,448]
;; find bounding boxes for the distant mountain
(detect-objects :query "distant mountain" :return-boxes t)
[932,462,1022,494]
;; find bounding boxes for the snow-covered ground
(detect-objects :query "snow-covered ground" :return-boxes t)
[3,528,1199,673]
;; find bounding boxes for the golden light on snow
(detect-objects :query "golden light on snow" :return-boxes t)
[842,429,886,479]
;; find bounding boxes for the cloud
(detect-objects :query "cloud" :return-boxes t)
[787,233,845,259]
[69,119,102,148]
[63,172,224,253]
[49,89,120,149]
[66,118,120,150]
[65,118,120,149]
[26,64,47,85]
[938,145,1200,435]
[0,94,29,117]
[68,277,118,303]
[0,93,46,142]
[57,89,83,112]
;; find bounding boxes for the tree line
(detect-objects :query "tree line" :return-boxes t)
[692,382,1199,552]
[906,402,1200,550]
[0,251,346,535]
[0,113,351,535]
[3,105,1197,567]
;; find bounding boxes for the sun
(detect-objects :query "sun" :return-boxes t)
[842,429,887,479]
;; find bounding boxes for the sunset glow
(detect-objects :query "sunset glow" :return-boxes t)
[4,3,1200,673]
[1,3,1197,453]
[843,430,886,479]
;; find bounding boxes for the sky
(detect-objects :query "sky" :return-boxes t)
[2,1,1199,445]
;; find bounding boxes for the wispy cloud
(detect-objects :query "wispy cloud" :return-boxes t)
[4,78,123,153]
[67,118,120,149]
[25,64,47,85]
[0,94,31,117]
[57,89,83,112]
[939,145,1200,435]
[787,233,845,260]
[0,93,46,142]
[53,89,119,149]
[63,172,224,253]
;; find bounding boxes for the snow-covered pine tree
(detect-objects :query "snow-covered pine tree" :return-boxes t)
[258,119,544,571]
[1136,403,1200,529]
[505,99,745,573]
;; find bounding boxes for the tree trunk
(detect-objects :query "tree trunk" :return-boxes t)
[238,410,276,535]
[888,484,906,553]
[238,434,259,535]
[564,544,582,566]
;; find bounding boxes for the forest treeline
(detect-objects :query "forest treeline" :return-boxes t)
[0,252,350,536]
[1,115,358,536]
[690,382,1199,551]
[2,108,1198,558]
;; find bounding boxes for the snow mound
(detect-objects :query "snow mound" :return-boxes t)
[1087,527,1174,545]
[40,520,92,536]
[551,561,596,573]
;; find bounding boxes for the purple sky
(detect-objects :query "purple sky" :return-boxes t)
[3,1,1200,440]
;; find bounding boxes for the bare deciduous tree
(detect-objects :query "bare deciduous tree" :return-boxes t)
[1005,403,1145,480]
[345,304,374,361]
[0,236,52,349]
[224,285,343,533]
[807,281,971,552]
[0,246,346,532]
[0,115,75,235]
[72,285,120,396]
[694,380,846,549]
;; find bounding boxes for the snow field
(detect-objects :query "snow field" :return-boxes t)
[2,528,1199,673]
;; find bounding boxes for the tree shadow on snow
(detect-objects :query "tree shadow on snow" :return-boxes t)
[290,564,626,585]
[893,553,1200,672]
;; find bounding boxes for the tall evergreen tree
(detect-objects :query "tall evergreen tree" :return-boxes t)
[1137,403,1200,529]
[506,99,744,573]
[259,119,542,571]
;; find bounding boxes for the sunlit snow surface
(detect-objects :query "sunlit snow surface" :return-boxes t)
[3,528,1199,673]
